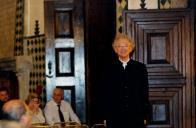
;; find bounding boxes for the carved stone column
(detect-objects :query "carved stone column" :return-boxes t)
[15,56,33,100]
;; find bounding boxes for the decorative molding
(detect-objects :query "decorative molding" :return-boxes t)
[0,58,16,71]
[34,20,40,36]
[149,87,183,127]
[123,9,191,86]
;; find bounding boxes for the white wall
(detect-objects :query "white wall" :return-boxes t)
[24,0,44,36]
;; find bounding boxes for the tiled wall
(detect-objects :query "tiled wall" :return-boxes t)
[116,0,127,33]
[14,0,24,56]
[25,35,46,108]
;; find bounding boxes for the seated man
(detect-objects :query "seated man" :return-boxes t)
[0,87,9,119]
[44,87,80,125]
[2,99,32,128]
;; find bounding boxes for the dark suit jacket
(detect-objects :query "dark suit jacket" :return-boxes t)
[103,59,151,128]
[0,100,5,119]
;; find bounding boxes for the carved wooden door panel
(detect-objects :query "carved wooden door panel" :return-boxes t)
[44,0,86,122]
[123,9,195,128]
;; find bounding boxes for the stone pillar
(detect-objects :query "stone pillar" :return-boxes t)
[15,56,33,100]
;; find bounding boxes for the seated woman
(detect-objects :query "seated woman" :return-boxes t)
[25,93,45,124]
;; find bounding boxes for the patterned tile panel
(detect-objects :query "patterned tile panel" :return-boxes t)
[116,0,127,33]
[26,35,46,108]
[14,0,24,56]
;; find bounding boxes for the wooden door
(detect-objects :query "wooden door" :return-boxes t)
[123,9,195,128]
[44,0,86,122]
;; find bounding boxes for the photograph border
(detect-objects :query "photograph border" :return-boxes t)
[54,10,73,38]
[150,100,170,124]
[55,48,74,77]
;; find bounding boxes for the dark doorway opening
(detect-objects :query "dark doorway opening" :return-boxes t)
[0,71,19,99]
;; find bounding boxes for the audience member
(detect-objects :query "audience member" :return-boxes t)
[0,87,9,119]
[2,99,31,128]
[25,93,45,124]
[44,87,80,125]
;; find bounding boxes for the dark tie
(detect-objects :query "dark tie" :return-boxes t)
[57,104,65,122]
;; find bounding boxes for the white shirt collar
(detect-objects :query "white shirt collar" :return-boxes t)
[119,58,130,69]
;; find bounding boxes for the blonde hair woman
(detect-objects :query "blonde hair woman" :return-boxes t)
[26,93,45,124]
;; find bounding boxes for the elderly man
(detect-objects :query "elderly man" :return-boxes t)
[102,33,151,128]
[44,87,80,125]
[2,99,32,128]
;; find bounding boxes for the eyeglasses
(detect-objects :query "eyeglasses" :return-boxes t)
[114,45,130,48]
[32,98,40,104]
